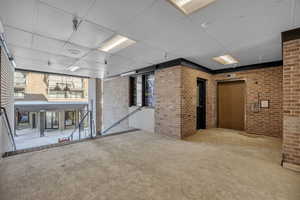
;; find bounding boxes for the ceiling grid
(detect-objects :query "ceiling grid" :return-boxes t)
[0,0,298,77]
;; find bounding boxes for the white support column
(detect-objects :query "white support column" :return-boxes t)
[39,111,45,137]
[59,111,65,131]
[88,78,102,134]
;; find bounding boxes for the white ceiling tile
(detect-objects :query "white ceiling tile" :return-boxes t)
[86,0,156,31]
[69,21,114,49]
[116,43,166,64]
[105,54,148,76]
[39,0,95,17]
[1,0,296,76]
[0,0,36,32]
[190,0,291,49]
[75,60,106,71]
[62,42,91,58]
[4,26,33,48]
[10,45,77,68]
[82,50,108,63]
[9,45,50,61]
[230,35,282,65]
[14,56,78,73]
[120,0,185,43]
[32,35,65,55]
[122,0,222,55]
[35,2,74,41]
[14,56,51,69]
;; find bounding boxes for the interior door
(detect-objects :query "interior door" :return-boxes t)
[197,78,206,129]
[218,81,245,130]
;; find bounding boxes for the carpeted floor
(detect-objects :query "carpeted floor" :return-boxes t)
[0,128,299,200]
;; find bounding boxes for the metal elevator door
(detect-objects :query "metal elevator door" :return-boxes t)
[218,81,245,131]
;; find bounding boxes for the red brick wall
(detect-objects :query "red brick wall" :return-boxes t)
[214,66,283,137]
[282,39,300,168]
[155,66,182,138]
[181,67,216,138]
[155,65,283,139]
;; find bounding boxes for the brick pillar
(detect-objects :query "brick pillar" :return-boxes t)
[95,78,102,133]
[155,66,182,139]
[282,28,300,172]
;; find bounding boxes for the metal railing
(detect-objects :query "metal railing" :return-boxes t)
[63,106,142,142]
[0,107,16,151]
[67,111,92,141]
[100,106,142,135]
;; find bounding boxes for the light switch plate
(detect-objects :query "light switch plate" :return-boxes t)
[260,100,269,108]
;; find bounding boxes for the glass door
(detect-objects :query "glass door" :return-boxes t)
[45,112,59,129]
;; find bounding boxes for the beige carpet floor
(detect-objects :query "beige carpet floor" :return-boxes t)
[0,128,299,200]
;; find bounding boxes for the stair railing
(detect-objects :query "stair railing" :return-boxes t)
[0,107,16,151]
[100,106,142,135]
[67,111,90,141]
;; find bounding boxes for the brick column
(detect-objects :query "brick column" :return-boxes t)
[282,28,300,172]
[95,78,102,133]
[155,66,182,139]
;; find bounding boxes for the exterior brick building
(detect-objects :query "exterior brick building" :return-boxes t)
[14,70,89,134]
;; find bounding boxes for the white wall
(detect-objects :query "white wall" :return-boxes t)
[129,106,155,133]
[103,77,131,134]
[103,76,155,134]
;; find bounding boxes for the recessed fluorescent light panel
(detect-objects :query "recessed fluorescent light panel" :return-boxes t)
[213,55,239,65]
[99,35,136,53]
[120,71,136,77]
[67,66,80,72]
[168,0,216,15]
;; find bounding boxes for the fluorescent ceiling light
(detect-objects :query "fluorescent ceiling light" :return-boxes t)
[120,71,136,77]
[213,55,239,65]
[67,66,80,72]
[168,0,216,15]
[99,35,136,53]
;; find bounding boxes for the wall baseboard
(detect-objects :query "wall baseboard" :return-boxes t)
[283,162,300,172]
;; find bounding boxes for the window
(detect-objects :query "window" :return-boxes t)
[143,73,155,107]
[45,112,59,129]
[129,73,155,107]
[14,71,27,98]
[67,91,83,98]
[65,111,76,127]
[129,77,137,106]
[47,75,86,99]
[14,71,27,87]
[14,88,25,98]
[17,112,29,124]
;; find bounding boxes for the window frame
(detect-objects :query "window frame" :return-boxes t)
[142,73,155,108]
[129,76,137,107]
[129,72,155,108]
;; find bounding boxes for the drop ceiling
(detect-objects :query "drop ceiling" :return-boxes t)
[0,0,299,78]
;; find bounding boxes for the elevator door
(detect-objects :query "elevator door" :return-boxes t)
[218,81,245,130]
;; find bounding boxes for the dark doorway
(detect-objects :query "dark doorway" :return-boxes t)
[32,113,36,128]
[217,81,245,130]
[197,78,206,129]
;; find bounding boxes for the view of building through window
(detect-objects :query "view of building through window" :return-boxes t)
[129,73,155,107]
[14,70,88,100]
[13,70,90,150]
